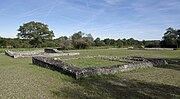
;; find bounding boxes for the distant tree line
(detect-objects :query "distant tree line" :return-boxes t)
[0,21,179,49]
[0,35,162,49]
[0,36,160,49]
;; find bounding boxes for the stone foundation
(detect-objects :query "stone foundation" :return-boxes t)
[44,48,63,53]
[32,56,168,79]
[5,50,79,58]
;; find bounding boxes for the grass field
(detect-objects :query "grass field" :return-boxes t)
[57,48,180,58]
[0,48,180,98]
[65,58,125,68]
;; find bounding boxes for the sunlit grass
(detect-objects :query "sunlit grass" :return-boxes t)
[56,48,180,59]
[65,58,126,68]
[0,48,179,98]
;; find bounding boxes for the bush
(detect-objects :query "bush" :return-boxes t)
[173,48,180,50]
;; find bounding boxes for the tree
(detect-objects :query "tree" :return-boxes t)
[56,36,72,50]
[144,40,160,48]
[17,21,54,47]
[126,38,136,46]
[83,34,94,46]
[72,31,84,49]
[116,39,123,48]
[176,29,180,48]
[94,37,105,46]
[161,27,180,48]
[104,38,111,45]
[122,38,127,47]
[71,31,93,49]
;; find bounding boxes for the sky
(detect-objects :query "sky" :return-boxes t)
[0,0,180,40]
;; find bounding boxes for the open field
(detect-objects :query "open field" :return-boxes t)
[57,48,180,58]
[0,48,180,98]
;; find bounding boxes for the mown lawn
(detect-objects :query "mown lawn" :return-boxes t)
[0,48,180,98]
[65,58,126,68]
[57,48,180,59]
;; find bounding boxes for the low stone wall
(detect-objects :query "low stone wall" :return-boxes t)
[5,50,16,58]
[145,58,168,66]
[60,55,143,63]
[32,56,167,79]
[94,55,168,66]
[76,61,153,79]
[5,50,44,58]
[32,57,81,78]
[5,50,79,58]
[44,48,63,53]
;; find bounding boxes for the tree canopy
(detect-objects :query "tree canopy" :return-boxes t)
[161,27,180,48]
[17,21,54,47]
[71,31,94,49]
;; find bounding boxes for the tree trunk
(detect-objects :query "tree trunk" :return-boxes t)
[177,40,180,48]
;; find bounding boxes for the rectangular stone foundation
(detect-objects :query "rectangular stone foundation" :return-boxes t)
[32,56,166,79]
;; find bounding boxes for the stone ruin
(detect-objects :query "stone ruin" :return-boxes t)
[5,48,79,58]
[44,48,63,53]
[32,55,168,79]
[4,48,168,79]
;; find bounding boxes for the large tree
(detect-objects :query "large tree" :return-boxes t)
[162,27,180,48]
[17,21,54,47]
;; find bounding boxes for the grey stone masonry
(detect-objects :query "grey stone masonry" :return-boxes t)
[44,48,63,53]
[32,56,168,79]
[5,50,44,58]
[5,50,79,58]
[32,56,81,78]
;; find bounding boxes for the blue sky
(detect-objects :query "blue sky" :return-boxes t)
[0,0,180,40]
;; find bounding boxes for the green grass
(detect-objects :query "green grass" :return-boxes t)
[90,46,118,49]
[55,48,180,59]
[65,58,125,68]
[0,48,180,98]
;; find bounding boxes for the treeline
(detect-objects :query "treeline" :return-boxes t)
[0,21,179,49]
[0,32,161,49]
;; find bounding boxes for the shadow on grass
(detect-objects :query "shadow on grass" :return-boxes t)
[52,75,180,99]
[155,58,180,71]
